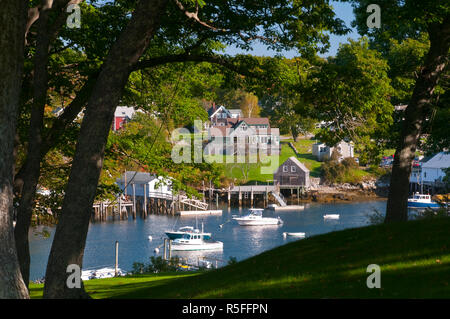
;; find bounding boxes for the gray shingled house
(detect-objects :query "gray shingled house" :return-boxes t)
[273,156,310,187]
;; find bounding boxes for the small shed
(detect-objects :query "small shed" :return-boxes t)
[273,156,310,187]
[116,171,172,197]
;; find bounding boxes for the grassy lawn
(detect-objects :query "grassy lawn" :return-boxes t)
[206,139,322,184]
[30,218,450,298]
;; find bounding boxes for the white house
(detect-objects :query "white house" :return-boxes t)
[204,117,280,155]
[312,141,354,162]
[116,171,172,197]
[410,152,450,185]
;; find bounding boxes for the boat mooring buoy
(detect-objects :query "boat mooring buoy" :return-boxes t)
[148,235,152,241]
[154,247,159,254]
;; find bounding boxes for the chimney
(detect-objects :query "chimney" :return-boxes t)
[212,101,216,111]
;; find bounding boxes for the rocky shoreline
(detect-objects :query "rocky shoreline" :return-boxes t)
[289,179,389,203]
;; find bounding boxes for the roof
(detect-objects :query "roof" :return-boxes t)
[239,118,270,125]
[421,152,450,169]
[114,106,136,118]
[279,156,310,173]
[116,171,157,184]
[209,126,229,137]
[228,109,243,116]
[208,105,228,117]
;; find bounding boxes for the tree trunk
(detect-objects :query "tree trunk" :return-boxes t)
[43,0,168,299]
[14,1,54,287]
[0,0,29,299]
[385,20,450,223]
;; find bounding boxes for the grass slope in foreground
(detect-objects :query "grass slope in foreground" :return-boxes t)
[30,218,450,298]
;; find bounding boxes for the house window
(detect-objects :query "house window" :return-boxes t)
[291,166,296,172]
[283,165,288,172]
[424,172,427,178]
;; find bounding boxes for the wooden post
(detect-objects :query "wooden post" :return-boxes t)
[144,184,147,216]
[168,240,172,259]
[118,196,122,219]
[250,186,254,208]
[216,193,219,209]
[163,238,167,260]
[238,186,242,208]
[132,183,136,219]
[227,187,231,207]
[266,186,269,206]
[115,241,119,277]
[297,187,300,204]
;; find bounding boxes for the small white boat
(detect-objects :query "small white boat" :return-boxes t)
[81,267,127,280]
[170,233,223,251]
[283,232,305,238]
[324,214,340,220]
[232,208,282,226]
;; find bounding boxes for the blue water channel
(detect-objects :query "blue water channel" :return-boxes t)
[29,200,387,281]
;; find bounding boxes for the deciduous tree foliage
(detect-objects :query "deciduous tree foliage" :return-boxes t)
[13,0,348,298]
[341,0,450,222]
[306,39,394,164]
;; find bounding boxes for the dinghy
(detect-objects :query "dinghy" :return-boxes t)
[323,214,340,220]
[283,232,305,238]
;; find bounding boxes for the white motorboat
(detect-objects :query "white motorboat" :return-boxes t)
[232,208,283,226]
[170,233,223,251]
[283,232,305,238]
[323,214,340,220]
[407,192,440,209]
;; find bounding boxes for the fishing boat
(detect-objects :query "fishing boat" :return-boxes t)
[407,192,440,209]
[165,225,212,240]
[232,208,283,226]
[323,214,340,220]
[170,233,223,251]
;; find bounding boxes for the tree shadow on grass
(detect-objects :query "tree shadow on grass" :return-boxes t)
[108,219,450,299]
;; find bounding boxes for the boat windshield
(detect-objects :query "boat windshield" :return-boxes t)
[179,226,194,232]
[248,209,263,216]
[413,193,430,200]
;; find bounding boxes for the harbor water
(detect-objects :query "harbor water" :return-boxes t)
[29,200,387,281]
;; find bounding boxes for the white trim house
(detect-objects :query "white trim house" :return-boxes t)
[116,171,172,197]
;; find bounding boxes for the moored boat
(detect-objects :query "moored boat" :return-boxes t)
[323,214,340,220]
[232,208,282,226]
[170,233,223,251]
[165,225,212,240]
[283,232,305,238]
[407,192,441,209]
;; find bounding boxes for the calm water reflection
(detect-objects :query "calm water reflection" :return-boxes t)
[29,200,387,281]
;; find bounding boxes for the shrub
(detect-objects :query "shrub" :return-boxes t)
[131,256,182,274]
[322,157,366,184]
[341,157,358,169]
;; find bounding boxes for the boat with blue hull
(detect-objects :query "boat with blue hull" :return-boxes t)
[407,193,441,209]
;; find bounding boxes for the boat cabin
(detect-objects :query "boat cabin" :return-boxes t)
[411,193,432,201]
[247,209,264,217]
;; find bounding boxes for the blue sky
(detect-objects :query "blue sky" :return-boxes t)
[224,1,360,58]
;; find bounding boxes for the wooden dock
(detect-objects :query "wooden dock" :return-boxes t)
[92,189,212,221]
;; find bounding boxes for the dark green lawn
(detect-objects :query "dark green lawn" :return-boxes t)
[30,218,450,298]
